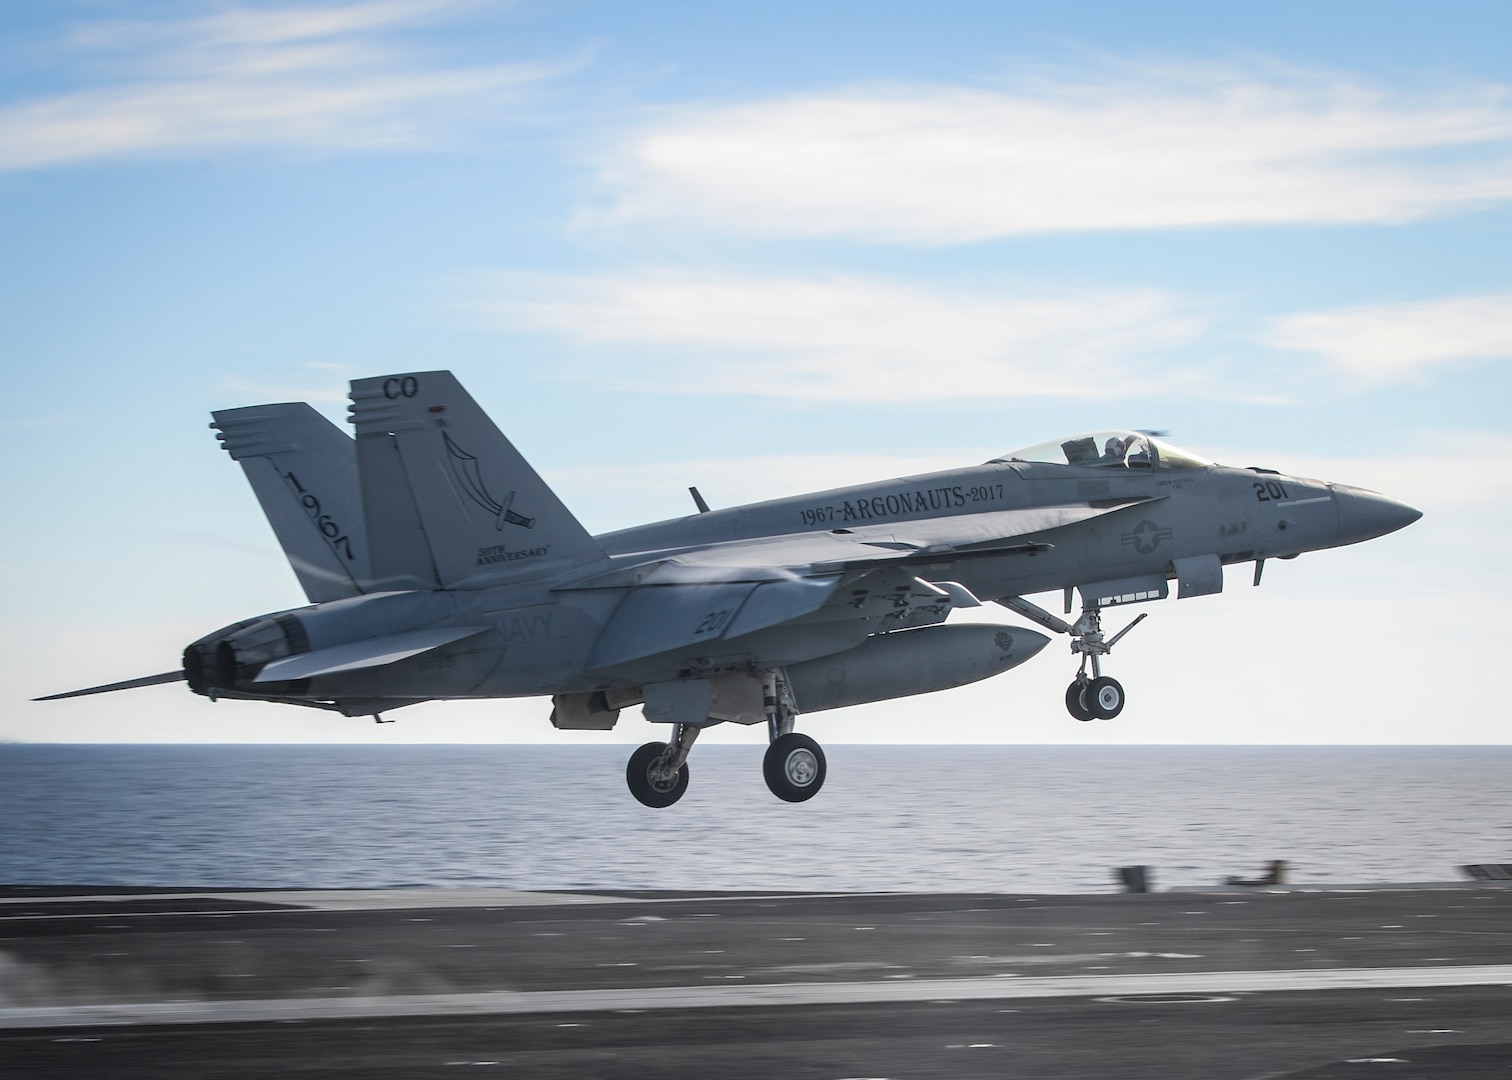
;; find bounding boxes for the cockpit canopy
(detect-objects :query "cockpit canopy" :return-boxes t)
[992,431,1211,471]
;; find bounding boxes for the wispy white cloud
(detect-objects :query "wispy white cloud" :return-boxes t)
[480,269,1206,401]
[222,374,348,404]
[69,0,460,53]
[1264,291,1512,382]
[588,63,1512,242]
[0,1,568,170]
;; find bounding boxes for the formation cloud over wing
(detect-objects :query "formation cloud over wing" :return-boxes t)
[587,63,1512,242]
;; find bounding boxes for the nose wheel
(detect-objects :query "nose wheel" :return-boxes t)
[1069,675,1125,720]
[1066,680,1093,721]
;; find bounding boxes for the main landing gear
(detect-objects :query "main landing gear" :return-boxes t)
[626,726,696,808]
[760,670,826,803]
[998,595,1147,722]
[625,671,827,807]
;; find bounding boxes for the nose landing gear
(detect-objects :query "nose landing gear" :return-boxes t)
[998,595,1146,721]
[1067,672,1126,721]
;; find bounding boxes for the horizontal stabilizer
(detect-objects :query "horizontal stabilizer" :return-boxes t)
[254,627,488,683]
[33,671,185,701]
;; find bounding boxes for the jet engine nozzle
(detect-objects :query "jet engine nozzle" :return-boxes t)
[183,613,310,695]
[1332,485,1422,547]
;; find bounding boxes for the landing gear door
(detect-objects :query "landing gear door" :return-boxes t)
[1172,554,1224,599]
[1078,575,1168,609]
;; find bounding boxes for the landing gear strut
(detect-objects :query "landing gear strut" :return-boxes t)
[626,724,699,807]
[762,670,826,802]
[998,595,1146,721]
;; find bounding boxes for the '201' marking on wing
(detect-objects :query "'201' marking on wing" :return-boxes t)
[694,610,731,636]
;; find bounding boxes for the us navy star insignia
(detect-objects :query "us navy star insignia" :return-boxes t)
[1121,519,1172,554]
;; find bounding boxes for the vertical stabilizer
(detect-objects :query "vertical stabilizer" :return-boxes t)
[348,372,605,588]
[211,403,372,602]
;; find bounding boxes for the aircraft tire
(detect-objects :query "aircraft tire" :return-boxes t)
[1066,681,1095,721]
[626,741,689,808]
[1087,676,1125,719]
[763,733,827,803]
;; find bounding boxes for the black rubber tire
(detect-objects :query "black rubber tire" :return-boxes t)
[763,733,827,803]
[1087,676,1125,720]
[626,741,689,808]
[1066,681,1095,721]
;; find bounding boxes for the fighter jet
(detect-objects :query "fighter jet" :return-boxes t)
[38,371,1420,806]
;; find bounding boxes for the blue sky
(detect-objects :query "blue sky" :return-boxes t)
[3,0,1509,744]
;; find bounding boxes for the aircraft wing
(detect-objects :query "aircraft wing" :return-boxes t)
[873,497,1170,558]
[576,500,1159,671]
[642,501,1159,575]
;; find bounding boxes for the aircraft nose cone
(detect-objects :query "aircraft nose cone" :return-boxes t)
[1333,485,1422,546]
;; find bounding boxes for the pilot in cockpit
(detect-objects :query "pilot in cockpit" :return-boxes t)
[1102,437,1127,464]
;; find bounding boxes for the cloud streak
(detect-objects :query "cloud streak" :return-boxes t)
[481,269,1206,401]
[589,63,1512,242]
[222,373,350,405]
[1265,291,1512,383]
[0,1,566,170]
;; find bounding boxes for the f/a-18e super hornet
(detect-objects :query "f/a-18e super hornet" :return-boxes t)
[39,371,1420,806]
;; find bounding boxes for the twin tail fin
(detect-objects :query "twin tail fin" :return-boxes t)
[212,403,373,602]
[347,371,604,590]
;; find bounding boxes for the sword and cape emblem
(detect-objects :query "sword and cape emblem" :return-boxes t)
[444,433,536,531]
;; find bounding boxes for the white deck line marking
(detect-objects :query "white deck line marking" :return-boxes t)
[0,890,885,917]
[5,966,1511,1030]
[0,890,617,915]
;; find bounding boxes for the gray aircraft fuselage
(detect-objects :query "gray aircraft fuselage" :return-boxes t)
[186,434,1414,704]
[601,455,1399,602]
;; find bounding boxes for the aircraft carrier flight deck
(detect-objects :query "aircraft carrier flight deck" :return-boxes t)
[3,883,1511,1078]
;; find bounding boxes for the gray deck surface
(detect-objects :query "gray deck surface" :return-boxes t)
[3,885,1510,1077]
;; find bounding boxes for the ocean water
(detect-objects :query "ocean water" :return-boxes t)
[2,745,1508,894]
